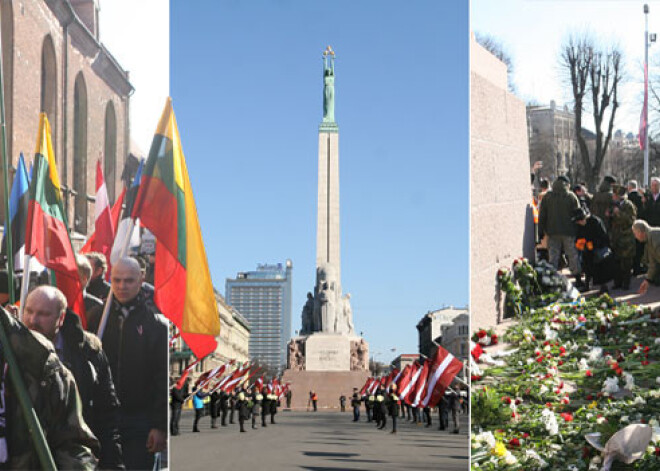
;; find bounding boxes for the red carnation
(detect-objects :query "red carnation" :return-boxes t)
[477,330,487,339]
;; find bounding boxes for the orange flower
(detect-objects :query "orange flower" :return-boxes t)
[587,241,594,251]
[575,238,586,251]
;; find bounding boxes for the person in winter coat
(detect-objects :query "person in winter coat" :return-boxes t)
[538,176,582,283]
[192,389,207,432]
[23,286,123,469]
[387,385,400,434]
[610,186,637,290]
[251,388,262,429]
[236,389,250,433]
[573,208,616,293]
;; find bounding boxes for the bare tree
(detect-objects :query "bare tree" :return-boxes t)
[561,35,623,190]
[475,33,515,92]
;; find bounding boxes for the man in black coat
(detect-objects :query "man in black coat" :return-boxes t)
[236,389,250,433]
[210,390,221,428]
[573,207,616,292]
[261,392,270,427]
[87,257,167,470]
[85,252,111,301]
[387,385,400,434]
[23,285,124,469]
[220,391,229,426]
[351,388,361,422]
[170,378,188,436]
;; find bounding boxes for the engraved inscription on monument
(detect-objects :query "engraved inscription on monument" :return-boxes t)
[305,334,350,371]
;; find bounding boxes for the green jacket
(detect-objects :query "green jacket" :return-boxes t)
[645,228,660,283]
[1,309,99,469]
[610,198,637,259]
[539,180,580,237]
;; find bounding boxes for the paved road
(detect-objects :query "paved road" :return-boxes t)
[171,409,468,470]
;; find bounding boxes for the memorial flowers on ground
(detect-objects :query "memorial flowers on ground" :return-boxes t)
[472,261,660,470]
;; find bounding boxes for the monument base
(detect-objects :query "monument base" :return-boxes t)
[281,369,370,410]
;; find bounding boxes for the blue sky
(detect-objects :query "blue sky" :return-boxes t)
[170,1,468,365]
[472,0,657,133]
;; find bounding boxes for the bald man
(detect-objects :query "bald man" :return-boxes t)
[87,257,168,470]
[24,286,124,469]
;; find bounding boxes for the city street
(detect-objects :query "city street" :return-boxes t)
[171,409,468,470]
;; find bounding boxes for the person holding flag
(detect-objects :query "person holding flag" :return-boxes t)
[387,384,400,434]
[87,257,168,469]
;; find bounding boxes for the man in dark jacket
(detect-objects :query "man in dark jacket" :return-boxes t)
[0,306,99,468]
[261,392,270,427]
[351,388,361,422]
[539,176,581,282]
[573,208,616,292]
[77,255,104,313]
[85,252,111,301]
[591,176,616,225]
[610,187,637,290]
[170,379,188,436]
[220,390,229,426]
[387,385,400,434]
[23,285,124,469]
[87,257,167,470]
[210,389,221,428]
[643,177,660,226]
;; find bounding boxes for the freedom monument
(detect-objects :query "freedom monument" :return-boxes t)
[283,47,369,409]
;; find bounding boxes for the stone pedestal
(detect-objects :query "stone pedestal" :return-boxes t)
[304,334,350,371]
[281,369,370,410]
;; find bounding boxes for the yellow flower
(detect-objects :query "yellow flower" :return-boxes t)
[491,442,507,457]
[588,401,598,409]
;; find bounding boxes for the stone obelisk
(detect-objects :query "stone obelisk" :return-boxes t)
[282,47,368,410]
[317,46,341,285]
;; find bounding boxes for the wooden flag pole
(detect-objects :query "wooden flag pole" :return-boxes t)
[97,217,136,339]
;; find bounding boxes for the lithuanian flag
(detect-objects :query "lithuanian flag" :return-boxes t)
[25,114,86,326]
[132,98,219,359]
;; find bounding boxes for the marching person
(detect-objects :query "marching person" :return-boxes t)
[423,405,432,427]
[251,387,262,429]
[450,390,461,434]
[87,257,168,469]
[269,388,278,424]
[339,394,346,412]
[220,390,229,426]
[210,389,221,429]
[387,384,400,434]
[376,387,387,430]
[23,285,124,469]
[170,378,188,436]
[351,388,361,422]
[229,391,237,425]
[237,389,249,433]
[439,393,450,431]
[261,390,270,427]
[192,388,207,433]
[365,392,374,422]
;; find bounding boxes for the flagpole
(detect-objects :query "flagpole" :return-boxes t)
[17,254,31,321]
[96,217,136,339]
[0,17,13,306]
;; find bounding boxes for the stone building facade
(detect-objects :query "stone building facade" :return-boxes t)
[470,33,534,330]
[439,312,469,363]
[0,0,133,239]
[416,306,468,359]
[170,291,251,381]
[527,102,577,181]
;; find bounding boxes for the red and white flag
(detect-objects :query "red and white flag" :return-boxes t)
[395,364,411,391]
[421,346,463,408]
[81,160,115,261]
[409,360,431,407]
[399,363,420,402]
[174,357,201,389]
[368,377,380,395]
[383,368,399,390]
[222,363,251,393]
[359,377,373,396]
[256,376,264,392]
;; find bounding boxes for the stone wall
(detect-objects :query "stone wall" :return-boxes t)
[470,34,534,330]
[3,0,131,235]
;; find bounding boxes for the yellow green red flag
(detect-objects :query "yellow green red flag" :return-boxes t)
[132,98,219,358]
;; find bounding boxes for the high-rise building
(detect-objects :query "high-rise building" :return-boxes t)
[226,261,292,372]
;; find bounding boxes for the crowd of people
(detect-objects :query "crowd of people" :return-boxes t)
[0,252,167,469]
[535,172,660,294]
[170,381,292,434]
[349,386,464,434]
